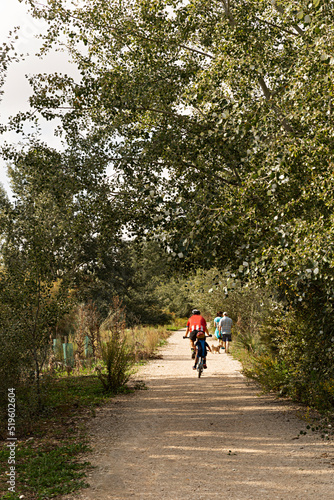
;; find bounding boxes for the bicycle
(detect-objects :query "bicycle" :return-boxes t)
[183,334,212,377]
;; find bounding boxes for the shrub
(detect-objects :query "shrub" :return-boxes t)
[98,333,134,392]
[244,355,289,394]
[97,297,134,392]
[192,268,334,411]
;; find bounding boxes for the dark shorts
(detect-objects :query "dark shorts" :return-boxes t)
[196,343,207,358]
[189,330,199,342]
[222,334,232,342]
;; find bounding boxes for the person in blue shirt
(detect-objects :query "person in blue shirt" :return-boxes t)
[193,332,212,370]
[213,311,223,340]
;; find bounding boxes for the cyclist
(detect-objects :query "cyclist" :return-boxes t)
[184,309,210,359]
[193,331,212,370]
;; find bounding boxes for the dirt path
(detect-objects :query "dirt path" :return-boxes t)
[66,330,334,500]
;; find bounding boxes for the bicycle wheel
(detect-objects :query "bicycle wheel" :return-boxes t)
[197,358,203,378]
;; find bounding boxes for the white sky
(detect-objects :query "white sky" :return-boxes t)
[0,0,79,197]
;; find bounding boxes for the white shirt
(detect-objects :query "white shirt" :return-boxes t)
[219,316,233,334]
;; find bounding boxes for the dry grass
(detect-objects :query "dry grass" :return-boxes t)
[125,326,171,362]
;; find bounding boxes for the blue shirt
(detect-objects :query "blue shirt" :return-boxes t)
[214,316,222,335]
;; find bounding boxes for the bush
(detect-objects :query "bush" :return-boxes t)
[97,298,134,392]
[188,268,274,352]
[244,355,290,394]
[98,334,134,393]
[191,267,334,411]
[242,307,334,410]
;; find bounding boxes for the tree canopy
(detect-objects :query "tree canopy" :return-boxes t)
[14,0,331,307]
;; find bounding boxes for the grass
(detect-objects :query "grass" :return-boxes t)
[166,317,188,331]
[230,333,334,436]
[125,325,172,362]
[0,375,105,499]
[0,441,91,500]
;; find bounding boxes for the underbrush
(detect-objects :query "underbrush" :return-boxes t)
[0,440,90,500]
[165,316,188,331]
[192,275,334,415]
[0,374,105,499]
[231,307,334,415]
[0,318,173,499]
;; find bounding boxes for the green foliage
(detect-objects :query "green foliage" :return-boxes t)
[74,241,180,327]
[121,241,174,325]
[0,33,20,137]
[244,355,290,394]
[236,304,334,411]
[187,267,334,411]
[0,492,20,500]
[187,267,274,331]
[0,140,132,412]
[0,440,90,499]
[0,372,109,499]
[156,278,193,318]
[19,0,334,291]
[166,316,189,331]
[0,262,67,411]
[1,0,334,414]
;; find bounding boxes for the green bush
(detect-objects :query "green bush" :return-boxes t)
[243,307,334,410]
[97,298,134,392]
[98,332,134,392]
[244,355,290,394]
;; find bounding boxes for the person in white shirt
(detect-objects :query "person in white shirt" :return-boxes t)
[219,312,233,353]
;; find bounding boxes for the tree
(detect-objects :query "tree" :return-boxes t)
[9,0,333,318]
[121,240,174,325]
[0,31,20,133]
[20,1,333,291]
[0,141,125,406]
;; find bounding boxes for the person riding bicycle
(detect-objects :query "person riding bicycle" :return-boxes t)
[193,331,212,370]
[184,309,210,359]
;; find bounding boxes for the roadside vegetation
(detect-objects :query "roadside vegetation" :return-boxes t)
[0,306,179,499]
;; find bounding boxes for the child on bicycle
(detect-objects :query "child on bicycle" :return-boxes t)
[193,332,212,370]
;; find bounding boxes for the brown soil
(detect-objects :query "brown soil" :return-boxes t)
[64,329,334,499]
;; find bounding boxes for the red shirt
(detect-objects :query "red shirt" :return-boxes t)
[187,315,207,332]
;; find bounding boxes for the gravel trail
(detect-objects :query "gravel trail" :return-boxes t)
[65,329,334,500]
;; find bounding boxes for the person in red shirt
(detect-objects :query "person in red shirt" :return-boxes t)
[184,309,210,359]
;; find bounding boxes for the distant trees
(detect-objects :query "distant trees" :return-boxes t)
[0,140,183,405]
